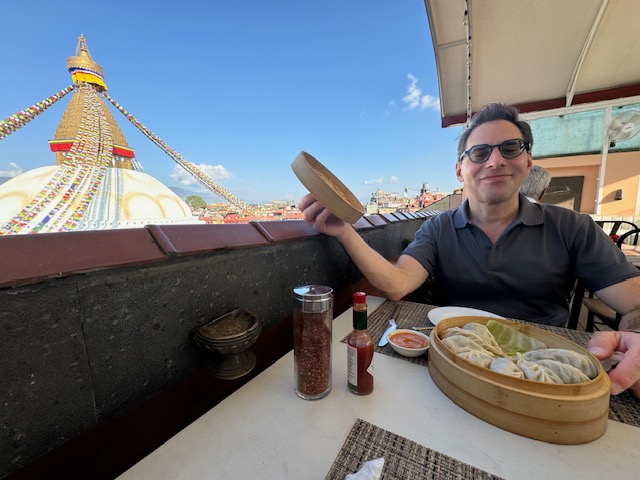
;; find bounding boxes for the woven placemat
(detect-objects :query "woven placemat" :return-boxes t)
[324,418,504,480]
[341,300,640,428]
[340,300,434,367]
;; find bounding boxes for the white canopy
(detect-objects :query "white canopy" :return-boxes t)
[424,0,640,126]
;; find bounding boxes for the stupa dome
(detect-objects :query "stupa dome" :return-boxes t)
[0,165,200,233]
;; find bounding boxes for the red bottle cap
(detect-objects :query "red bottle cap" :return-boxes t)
[353,291,367,304]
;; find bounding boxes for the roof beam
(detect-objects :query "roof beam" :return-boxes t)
[565,0,610,107]
[521,95,640,121]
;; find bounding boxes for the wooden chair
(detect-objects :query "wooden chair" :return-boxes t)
[583,294,621,332]
[567,279,585,330]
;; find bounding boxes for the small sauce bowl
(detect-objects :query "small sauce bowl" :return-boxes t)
[387,329,430,357]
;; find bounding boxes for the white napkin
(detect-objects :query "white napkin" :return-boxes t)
[345,457,384,480]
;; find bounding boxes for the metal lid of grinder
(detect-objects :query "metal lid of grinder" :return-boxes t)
[293,285,333,312]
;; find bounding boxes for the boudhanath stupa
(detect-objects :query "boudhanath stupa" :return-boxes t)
[0,36,251,234]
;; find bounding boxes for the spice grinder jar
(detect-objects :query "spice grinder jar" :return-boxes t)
[292,285,333,400]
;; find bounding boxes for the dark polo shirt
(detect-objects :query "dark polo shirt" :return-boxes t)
[403,194,640,327]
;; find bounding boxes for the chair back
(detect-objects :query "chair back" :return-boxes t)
[594,220,639,237]
[616,227,640,247]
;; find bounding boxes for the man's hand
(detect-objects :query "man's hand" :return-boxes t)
[589,331,640,398]
[298,194,350,238]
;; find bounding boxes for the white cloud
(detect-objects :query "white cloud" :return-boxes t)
[362,176,400,187]
[420,94,440,111]
[363,177,385,186]
[170,163,231,186]
[0,162,23,177]
[364,176,398,185]
[402,74,440,112]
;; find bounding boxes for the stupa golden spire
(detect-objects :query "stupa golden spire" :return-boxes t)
[48,35,135,169]
[66,34,107,91]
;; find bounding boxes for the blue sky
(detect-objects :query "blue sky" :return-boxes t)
[0,1,462,204]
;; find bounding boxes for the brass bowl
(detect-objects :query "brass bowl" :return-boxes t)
[193,325,262,354]
[192,308,262,380]
[196,308,260,341]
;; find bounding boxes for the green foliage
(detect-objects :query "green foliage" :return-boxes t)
[185,195,207,209]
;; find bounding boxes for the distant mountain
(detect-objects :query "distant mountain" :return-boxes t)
[0,176,12,186]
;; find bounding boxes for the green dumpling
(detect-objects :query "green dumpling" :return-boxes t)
[485,320,547,356]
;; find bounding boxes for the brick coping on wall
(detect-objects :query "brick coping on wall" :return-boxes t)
[0,213,432,290]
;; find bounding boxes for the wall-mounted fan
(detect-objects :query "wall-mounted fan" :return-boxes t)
[606,110,640,147]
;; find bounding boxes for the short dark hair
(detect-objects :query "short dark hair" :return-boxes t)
[457,103,534,161]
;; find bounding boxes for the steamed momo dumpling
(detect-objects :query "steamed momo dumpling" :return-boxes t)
[521,348,598,379]
[462,323,506,357]
[535,359,591,384]
[457,350,495,368]
[490,357,525,379]
[515,353,562,384]
[442,335,492,356]
[442,326,505,357]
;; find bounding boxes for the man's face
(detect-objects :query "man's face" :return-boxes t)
[455,120,532,206]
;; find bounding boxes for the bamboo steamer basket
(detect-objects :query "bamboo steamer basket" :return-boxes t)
[291,151,364,224]
[428,316,611,444]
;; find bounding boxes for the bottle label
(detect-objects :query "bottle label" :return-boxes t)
[347,344,357,388]
[366,360,374,378]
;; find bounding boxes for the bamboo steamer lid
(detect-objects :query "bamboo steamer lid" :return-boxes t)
[291,151,364,224]
[428,316,611,444]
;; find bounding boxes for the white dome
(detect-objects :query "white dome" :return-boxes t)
[0,165,203,234]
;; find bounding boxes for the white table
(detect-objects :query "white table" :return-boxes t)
[621,244,640,269]
[120,297,640,479]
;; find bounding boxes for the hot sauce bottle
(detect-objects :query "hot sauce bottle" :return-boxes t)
[347,291,374,395]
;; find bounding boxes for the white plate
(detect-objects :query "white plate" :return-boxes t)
[427,306,505,325]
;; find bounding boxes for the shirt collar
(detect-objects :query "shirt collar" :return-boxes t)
[518,193,544,226]
[453,201,471,229]
[452,193,544,229]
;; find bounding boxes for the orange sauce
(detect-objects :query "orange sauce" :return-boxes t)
[390,332,429,349]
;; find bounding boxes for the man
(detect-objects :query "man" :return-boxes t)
[299,103,640,397]
[520,165,551,202]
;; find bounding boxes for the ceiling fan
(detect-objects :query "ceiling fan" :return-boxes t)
[606,110,640,147]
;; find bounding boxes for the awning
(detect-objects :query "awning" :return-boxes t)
[424,0,640,127]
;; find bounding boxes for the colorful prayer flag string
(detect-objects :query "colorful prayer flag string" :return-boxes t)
[0,83,111,234]
[105,94,254,214]
[0,86,75,141]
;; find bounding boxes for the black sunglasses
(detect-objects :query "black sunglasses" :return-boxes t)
[459,138,530,164]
